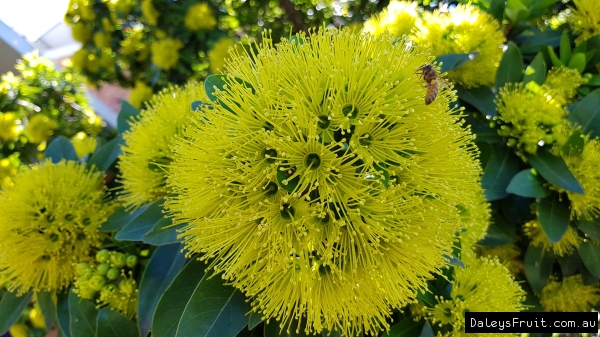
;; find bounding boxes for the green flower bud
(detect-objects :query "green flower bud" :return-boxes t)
[96,263,110,276]
[107,268,120,280]
[126,255,138,268]
[96,249,110,263]
[110,252,127,268]
[76,262,92,276]
[89,275,106,291]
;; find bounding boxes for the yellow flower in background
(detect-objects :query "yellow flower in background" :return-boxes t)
[25,114,59,144]
[496,83,566,154]
[167,29,484,335]
[8,324,28,337]
[71,22,93,43]
[544,67,584,106]
[184,3,217,31]
[0,112,22,142]
[151,38,184,70]
[85,53,101,73]
[116,0,136,14]
[119,83,206,209]
[129,81,154,109]
[71,132,97,158]
[121,27,145,56]
[476,244,522,276]
[540,274,600,312]
[524,220,581,256]
[66,0,96,21]
[208,38,237,73]
[142,0,159,25]
[29,305,47,329]
[415,4,505,88]
[71,48,88,72]
[99,52,115,70]
[0,158,18,189]
[363,0,421,38]
[94,32,112,49]
[569,0,600,44]
[458,186,491,248]
[0,160,114,294]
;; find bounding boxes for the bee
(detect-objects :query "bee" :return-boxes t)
[416,64,448,105]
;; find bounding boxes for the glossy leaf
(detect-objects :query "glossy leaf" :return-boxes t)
[115,198,165,241]
[523,52,546,85]
[191,100,203,111]
[568,88,600,139]
[248,312,263,330]
[277,167,300,193]
[557,251,582,276]
[99,205,149,232]
[87,136,124,172]
[520,29,561,54]
[37,291,57,331]
[117,101,140,134]
[138,243,187,337]
[527,148,583,194]
[524,244,555,293]
[69,289,99,337]
[505,0,529,23]
[263,322,309,336]
[568,52,586,73]
[0,290,33,334]
[479,213,516,246]
[496,42,524,89]
[578,241,600,278]
[489,0,506,22]
[176,272,251,337]
[455,85,497,117]
[97,308,140,337]
[435,52,479,73]
[56,291,71,337]
[577,219,600,240]
[142,219,184,246]
[481,145,520,201]
[419,322,435,337]
[506,169,550,198]
[559,30,572,64]
[536,194,570,243]
[547,46,563,67]
[561,129,585,156]
[45,136,78,163]
[383,317,425,337]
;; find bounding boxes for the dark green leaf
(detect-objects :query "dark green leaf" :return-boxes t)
[505,0,529,23]
[530,0,560,10]
[524,244,554,293]
[557,251,582,276]
[568,88,600,139]
[489,0,506,22]
[561,129,585,156]
[96,308,140,337]
[142,219,184,246]
[587,75,600,86]
[248,312,263,330]
[69,289,99,337]
[176,272,251,337]
[87,136,124,172]
[37,291,57,331]
[536,193,570,243]
[496,42,524,89]
[322,330,341,337]
[578,241,600,278]
[115,198,165,241]
[479,213,516,246]
[263,322,309,336]
[118,101,140,134]
[416,286,437,307]
[56,291,71,337]
[99,205,149,232]
[506,169,550,198]
[435,53,479,73]
[527,148,583,194]
[523,52,546,85]
[481,146,520,201]
[568,52,586,73]
[577,219,600,240]
[0,290,33,335]
[139,243,187,337]
[45,136,78,163]
[277,167,300,193]
[520,29,562,54]
[559,31,572,65]
[580,263,599,285]
[191,100,203,111]
[383,317,425,337]
[455,85,497,117]
[419,322,434,337]
[578,86,591,96]
[444,253,465,268]
[522,283,544,312]
[547,46,563,67]
[152,259,206,337]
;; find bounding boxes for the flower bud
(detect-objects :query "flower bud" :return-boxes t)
[107,268,120,280]
[110,252,127,268]
[96,263,110,276]
[126,255,138,268]
[96,249,110,263]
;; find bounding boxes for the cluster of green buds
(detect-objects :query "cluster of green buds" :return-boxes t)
[74,249,139,318]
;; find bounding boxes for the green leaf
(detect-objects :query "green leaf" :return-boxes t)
[277,167,300,193]
[139,243,187,337]
[416,286,437,307]
[559,31,572,65]
[568,52,586,73]
[176,271,251,337]
[99,205,149,232]
[419,322,434,337]
[56,291,71,337]
[577,219,600,240]
[527,148,584,194]
[520,29,562,54]
[578,241,600,278]
[248,312,263,330]
[561,129,585,156]
[142,219,184,246]
[37,291,57,331]
[557,251,582,276]
[547,46,563,67]
[455,85,497,117]
[322,330,341,337]
[506,169,550,198]
[524,244,555,293]
[115,198,165,241]
[45,136,78,163]
[587,74,600,86]
[204,74,255,114]
[0,290,33,335]
[69,289,99,337]
[87,136,124,172]
[536,193,570,243]
[435,53,479,73]
[496,42,524,89]
[96,308,140,337]
[568,88,600,139]
[481,145,520,201]
[523,52,546,85]
[479,213,516,246]
[263,322,309,336]
[152,259,206,337]
[505,0,529,23]
[383,317,425,337]
[489,0,506,22]
[117,101,140,134]
[191,100,203,111]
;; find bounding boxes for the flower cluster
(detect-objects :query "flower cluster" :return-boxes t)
[540,274,600,312]
[569,0,600,44]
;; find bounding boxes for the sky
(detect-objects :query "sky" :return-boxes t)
[0,0,71,41]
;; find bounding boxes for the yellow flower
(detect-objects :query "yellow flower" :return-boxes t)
[167,29,484,335]
[129,81,154,109]
[415,4,505,88]
[569,0,600,44]
[93,32,112,49]
[119,83,206,209]
[151,38,184,70]
[142,0,159,25]
[71,48,88,72]
[0,160,114,294]
[524,220,581,256]
[496,83,567,154]
[363,0,421,38]
[208,38,239,73]
[29,305,47,329]
[540,274,600,311]
[99,52,115,70]
[71,22,93,43]
[476,244,522,276]
[25,114,59,144]
[67,0,96,21]
[116,0,136,13]
[544,67,584,106]
[0,112,22,142]
[458,186,491,248]
[184,3,217,31]
[71,132,97,158]
[97,276,138,318]
[121,27,146,56]
[0,158,18,189]
[9,324,28,337]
